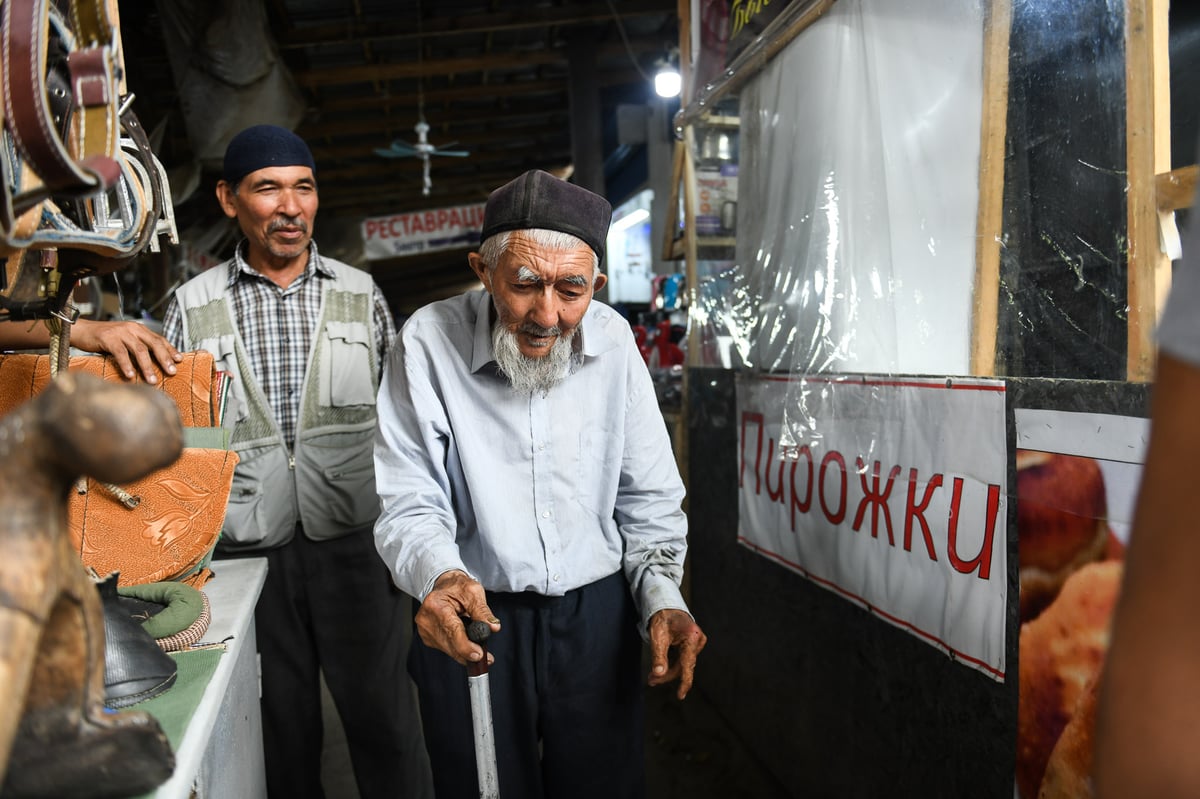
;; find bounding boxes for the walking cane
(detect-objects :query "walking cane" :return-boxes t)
[465,619,500,799]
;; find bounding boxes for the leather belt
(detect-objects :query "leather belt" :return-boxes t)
[0,0,176,321]
[2,0,121,203]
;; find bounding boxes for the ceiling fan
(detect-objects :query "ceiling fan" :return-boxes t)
[372,0,469,196]
[374,119,470,197]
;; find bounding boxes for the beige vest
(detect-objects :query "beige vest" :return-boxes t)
[174,258,382,551]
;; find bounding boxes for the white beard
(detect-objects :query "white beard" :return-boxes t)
[492,321,579,395]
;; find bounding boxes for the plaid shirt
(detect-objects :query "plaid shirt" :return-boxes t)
[163,241,396,447]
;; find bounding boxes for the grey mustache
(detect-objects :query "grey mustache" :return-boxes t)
[268,217,308,234]
[520,324,560,337]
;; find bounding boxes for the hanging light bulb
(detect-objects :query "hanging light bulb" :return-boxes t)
[654,50,681,99]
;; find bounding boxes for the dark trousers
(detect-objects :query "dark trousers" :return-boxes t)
[222,528,433,799]
[408,571,645,799]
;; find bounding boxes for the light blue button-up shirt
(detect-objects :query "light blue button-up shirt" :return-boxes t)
[373,288,690,629]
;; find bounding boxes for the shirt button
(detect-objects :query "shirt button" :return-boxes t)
[542,510,550,518]
[538,443,545,451]
[552,574,560,582]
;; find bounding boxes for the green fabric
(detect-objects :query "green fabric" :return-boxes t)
[117,582,204,638]
[182,427,231,449]
[126,646,224,799]
[132,647,224,748]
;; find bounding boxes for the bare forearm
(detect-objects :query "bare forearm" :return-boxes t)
[1095,354,1200,796]
[0,318,181,382]
[0,320,51,350]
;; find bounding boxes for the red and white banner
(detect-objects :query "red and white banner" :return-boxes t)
[737,374,1008,680]
[361,202,486,261]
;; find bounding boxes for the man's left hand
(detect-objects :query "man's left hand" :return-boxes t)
[647,608,707,700]
[71,319,183,384]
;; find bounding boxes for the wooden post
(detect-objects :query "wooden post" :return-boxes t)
[676,0,694,605]
[660,140,687,262]
[969,0,1011,376]
[1157,165,1198,212]
[1125,0,1171,382]
[565,30,605,196]
[682,126,700,365]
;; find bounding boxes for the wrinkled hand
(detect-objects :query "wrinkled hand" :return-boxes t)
[647,609,708,700]
[416,570,501,666]
[71,319,183,384]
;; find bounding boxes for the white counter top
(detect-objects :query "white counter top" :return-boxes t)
[152,557,268,799]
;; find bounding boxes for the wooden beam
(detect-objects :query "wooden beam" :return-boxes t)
[316,161,575,215]
[681,125,700,342]
[309,121,571,161]
[660,139,687,261]
[292,39,662,89]
[1156,164,1198,211]
[277,2,675,49]
[300,106,570,141]
[969,0,1012,377]
[1125,0,1171,382]
[314,79,567,113]
[673,0,693,609]
[294,51,563,88]
[307,67,644,120]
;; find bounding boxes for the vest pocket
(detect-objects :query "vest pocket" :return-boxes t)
[319,322,376,407]
[300,433,378,538]
[222,447,295,549]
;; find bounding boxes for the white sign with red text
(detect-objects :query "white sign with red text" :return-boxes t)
[361,202,486,260]
[737,374,1008,680]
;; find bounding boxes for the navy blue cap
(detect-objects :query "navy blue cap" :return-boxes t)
[480,170,612,263]
[222,124,316,185]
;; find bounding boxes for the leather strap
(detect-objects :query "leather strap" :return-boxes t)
[69,0,111,48]
[0,0,168,310]
[1,0,120,198]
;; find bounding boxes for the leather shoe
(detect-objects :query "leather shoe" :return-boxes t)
[96,573,177,708]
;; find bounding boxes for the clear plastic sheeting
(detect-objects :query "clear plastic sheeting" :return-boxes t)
[687,0,985,448]
[684,0,1133,449]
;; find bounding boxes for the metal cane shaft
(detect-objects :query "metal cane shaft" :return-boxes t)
[465,618,500,799]
[468,673,500,798]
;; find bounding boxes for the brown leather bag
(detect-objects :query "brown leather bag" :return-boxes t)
[0,350,238,588]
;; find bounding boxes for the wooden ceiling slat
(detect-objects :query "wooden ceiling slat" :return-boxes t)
[293,39,662,88]
[317,161,575,216]
[278,2,674,49]
[299,105,569,140]
[314,78,567,112]
[295,51,562,87]
[309,120,569,161]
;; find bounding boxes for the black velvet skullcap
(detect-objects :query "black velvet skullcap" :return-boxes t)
[222,124,316,185]
[480,170,613,263]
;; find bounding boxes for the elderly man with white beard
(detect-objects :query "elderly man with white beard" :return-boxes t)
[372,169,707,799]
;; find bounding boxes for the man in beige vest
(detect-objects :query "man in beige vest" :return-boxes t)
[163,125,431,799]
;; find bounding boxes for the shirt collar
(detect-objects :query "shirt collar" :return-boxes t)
[226,240,335,287]
[469,290,495,373]
[468,288,621,374]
